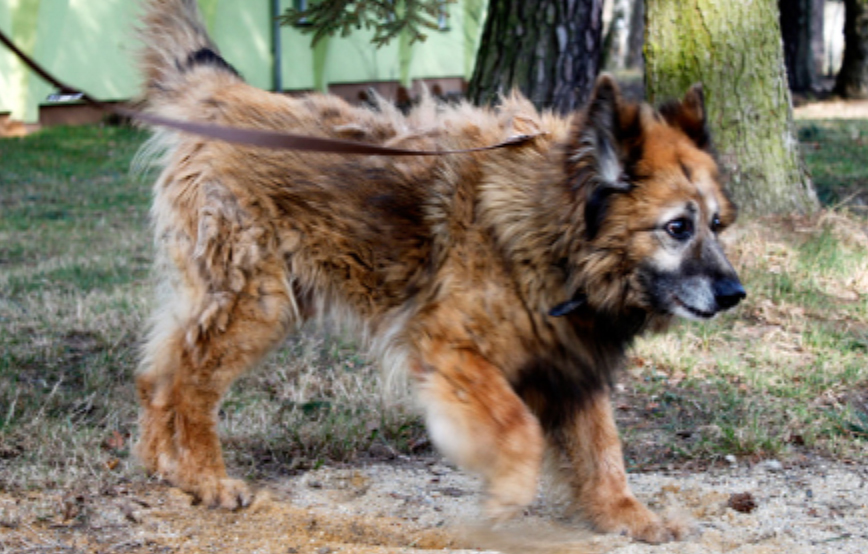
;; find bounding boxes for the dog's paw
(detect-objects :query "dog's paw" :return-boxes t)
[625,506,694,544]
[591,497,690,544]
[481,470,538,523]
[194,477,253,510]
[482,497,526,523]
[624,510,693,544]
[629,516,676,544]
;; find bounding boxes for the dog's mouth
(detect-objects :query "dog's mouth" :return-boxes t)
[673,295,716,320]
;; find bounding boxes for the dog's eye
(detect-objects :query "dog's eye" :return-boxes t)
[711,214,722,232]
[665,218,694,240]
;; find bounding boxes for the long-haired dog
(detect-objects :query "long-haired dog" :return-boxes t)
[135,0,744,543]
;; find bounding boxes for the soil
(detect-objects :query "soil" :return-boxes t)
[1,455,866,554]
[794,98,868,119]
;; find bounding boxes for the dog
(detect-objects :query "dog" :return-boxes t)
[135,0,744,544]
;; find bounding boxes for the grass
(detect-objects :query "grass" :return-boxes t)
[798,119,868,209]
[0,125,151,491]
[0,120,866,496]
[620,213,868,466]
[613,119,868,468]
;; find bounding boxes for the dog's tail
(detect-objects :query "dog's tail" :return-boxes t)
[138,0,240,105]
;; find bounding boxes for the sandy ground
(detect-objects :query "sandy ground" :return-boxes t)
[1,456,866,554]
[794,98,868,119]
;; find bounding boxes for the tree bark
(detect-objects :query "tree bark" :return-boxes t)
[645,0,817,214]
[835,0,868,97]
[780,0,816,92]
[466,0,604,114]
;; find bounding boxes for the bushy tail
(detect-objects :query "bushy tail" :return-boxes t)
[138,0,238,103]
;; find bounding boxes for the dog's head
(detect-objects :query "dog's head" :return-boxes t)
[562,75,744,322]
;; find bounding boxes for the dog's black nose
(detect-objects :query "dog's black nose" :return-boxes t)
[714,278,746,310]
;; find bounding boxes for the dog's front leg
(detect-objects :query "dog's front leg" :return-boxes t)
[550,386,685,543]
[414,344,544,521]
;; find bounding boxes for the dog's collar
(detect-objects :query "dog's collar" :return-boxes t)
[548,293,588,317]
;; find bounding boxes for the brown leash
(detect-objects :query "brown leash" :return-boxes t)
[0,29,543,155]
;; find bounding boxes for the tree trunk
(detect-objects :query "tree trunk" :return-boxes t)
[780,0,816,92]
[645,0,817,214]
[625,0,644,69]
[812,0,826,79]
[466,0,604,113]
[601,0,631,71]
[835,0,868,97]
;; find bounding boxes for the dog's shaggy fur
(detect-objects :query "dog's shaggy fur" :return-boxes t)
[136,0,744,543]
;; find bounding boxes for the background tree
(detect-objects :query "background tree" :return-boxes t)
[283,0,605,114]
[279,0,450,47]
[835,0,868,97]
[624,0,644,70]
[601,0,631,71]
[812,0,826,78]
[645,0,818,214]
[780,0,818,92]
[600,0,642,71]
[466,0,604,113]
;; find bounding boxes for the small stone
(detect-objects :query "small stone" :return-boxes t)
[760,460,783,472]
[440,487,467,497]
[725,454,737,465]
[699,424,723,439]
[369,442,396,459]
[317,547,332,554]
[118,502,141,524]
[728,492,758,513]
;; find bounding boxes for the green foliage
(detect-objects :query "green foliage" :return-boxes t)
[279,0,454,47]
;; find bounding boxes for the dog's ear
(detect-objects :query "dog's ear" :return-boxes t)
[659,83,711,151]
[580,74,631,190]
[571,74,637,239]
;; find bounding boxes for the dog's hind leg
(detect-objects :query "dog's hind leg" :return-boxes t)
[137,307,186,478]
[137,257,296,509]
[414,342,544,521]
[549,387,685,543]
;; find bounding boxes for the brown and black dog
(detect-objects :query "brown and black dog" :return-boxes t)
[135,0,744,543]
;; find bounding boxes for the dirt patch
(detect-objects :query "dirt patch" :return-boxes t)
[1,458,866,553]
[794,98,868,120]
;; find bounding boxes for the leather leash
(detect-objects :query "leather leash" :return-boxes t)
[0,29,544,155]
